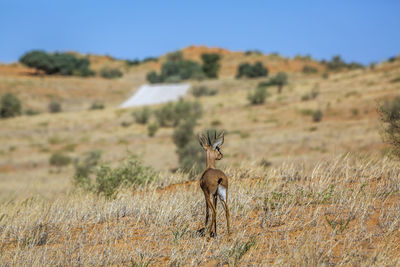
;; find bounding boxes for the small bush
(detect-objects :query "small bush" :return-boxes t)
[258,72,288,93]
[147,123,159,137]
[201,53,221,78]
[73,150,102,190]
[142,57,158,63]
[94,156,156,199]
[125,59,140,67]
[244,50,263,56]
[248,87,268,105]
[100,67,123,79]
[378,96,400,158]
[48,100,61,113]
[132,107,151,124]
[236,61,268,78]
[155,100,202,127]
[191,86,218,97]
[90,102,104,110]
[173,120,203,173]
[312,109,323,122]
[302,65,318,74]
[49,152,71,171]
[25,109,40,116]
[146,71,164,84]
[0,93,21,118]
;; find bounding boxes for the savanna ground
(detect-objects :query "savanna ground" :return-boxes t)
[1,47,400,265]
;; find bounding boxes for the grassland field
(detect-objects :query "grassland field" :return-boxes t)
[0,47,400,265]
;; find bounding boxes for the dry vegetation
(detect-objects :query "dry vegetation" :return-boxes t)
[1,157,400,266]
[1,46,400,265]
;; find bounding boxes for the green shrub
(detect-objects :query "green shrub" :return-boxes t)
[378,96,400,158]
[25,109,40,116]
[301,87,319,101]
[312,109,323,122]
[0,93,21,118]
[94,156,156,199]
[73,150,102,190]
[191,86,218,97]
[155,100,202,127]
[302,65,318,74]
[49,152,71,171]
[48,100,61,113]
[146,71,164,84]
[100,67,123,79]
[201,53,221,78]
[258,72,288,94]
[244,50,263,56]
[166,51,183,62]
[324,55,364,71]
[173,120,203,173]
[248,87,269,105]
[142,57,158,63]
[132,107,151,124]
[236,61,268,78]
[19,50,95,76]
[125,59,140,67]
[90,102,105,110]
[154,103,176,127]
[147,122,159,137]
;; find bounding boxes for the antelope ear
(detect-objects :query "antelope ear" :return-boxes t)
[212,131,224,149]
[198,134,207,150]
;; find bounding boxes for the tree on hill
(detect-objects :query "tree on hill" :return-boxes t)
[236,61,268,78]
[258,72,288,93]
[0,93,21,118]
[201,53,221,78]
[146,51,204,83]
[19,50,95,77]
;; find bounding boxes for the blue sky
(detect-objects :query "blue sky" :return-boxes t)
[0,0,399,64]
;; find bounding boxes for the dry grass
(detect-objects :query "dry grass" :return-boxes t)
[1,48,400,265]
[1,156,400,266]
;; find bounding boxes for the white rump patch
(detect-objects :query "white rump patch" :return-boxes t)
[218,185,226,202]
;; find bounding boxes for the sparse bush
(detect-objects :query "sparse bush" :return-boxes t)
[19,50,95,76]
[132,107,151,124]
[48,100,61,113]
[125,59,140,67]
[302,87,319,101]
[73,150,102,190]
[155,100,202,127]
[312,109,323,122]
[142,57,158,63]
[248,86,268,105]
[191,86,218,97]
[94,156,156,199]
[0,93,21,118]
[173,120,203,173]
[201,53,221,78]
[378,96,400,158]
[236,61,268,78]
[49,152,71,171]
[146,71,164,84]
[25,109,40,116]
[90,102,104,110]
[154,103,176,127]
[258,72,288,93]
[324,55,364,71]
[302,65,318,74]
[147,123,159,137]
[244,50,263,56]
[100,67,123,79]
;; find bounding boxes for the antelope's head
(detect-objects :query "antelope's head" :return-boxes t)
[198,130,225,161]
